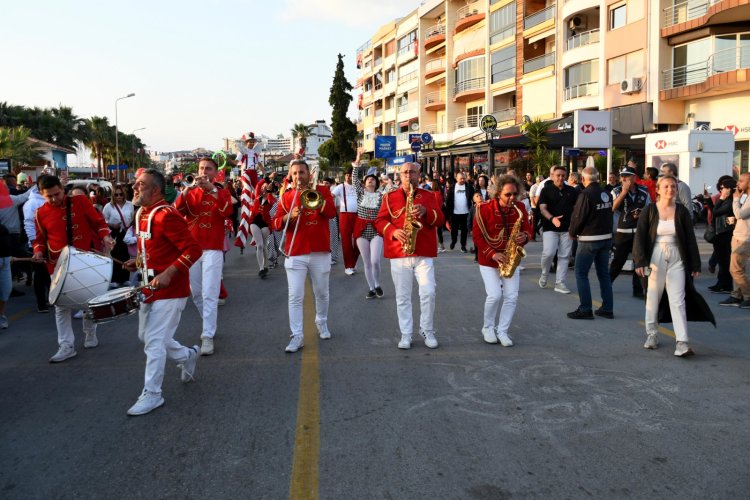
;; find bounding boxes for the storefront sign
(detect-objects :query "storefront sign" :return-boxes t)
[574,110,612,149]
[374,136,397,158]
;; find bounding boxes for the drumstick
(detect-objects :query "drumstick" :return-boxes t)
[90,249,127,266]
[10,257,35,263]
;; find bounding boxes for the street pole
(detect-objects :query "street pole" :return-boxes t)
[115,93,135,183]
[130,127,145,179]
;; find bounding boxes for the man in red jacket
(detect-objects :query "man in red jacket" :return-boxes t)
[33,176,114,363]
[123,169,203,416]
[374,162,445,350]
[272,159,336,353]
[175,157,232,356]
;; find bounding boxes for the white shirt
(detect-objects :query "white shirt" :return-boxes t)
[331,183,358,213]
[102,200,135,228]
[453,183,469,215]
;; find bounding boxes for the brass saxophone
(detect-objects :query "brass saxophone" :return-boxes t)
[498,204,526,278]
[402,182,423,255]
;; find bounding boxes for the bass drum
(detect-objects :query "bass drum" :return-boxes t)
[49,246,112,308]
[86,287,141,324]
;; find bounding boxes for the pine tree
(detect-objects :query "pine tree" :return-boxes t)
[328,54,357,167]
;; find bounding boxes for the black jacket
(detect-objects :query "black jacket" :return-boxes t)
[445,182,475,216]
[568,182,613,240]
[633,203,716,326]
[712,197,735,235]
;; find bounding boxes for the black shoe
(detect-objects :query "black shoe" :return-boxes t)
[719,297,742,307]
[568,261,575,269]
[450,243,456,250]
[10,288,25,297]
[709,286,732,294]
[366,290,377,299]
[567,308,594,320]
[37,305,49,313]
[740,300,750,309]
[259,268,268,279]
[460,247,467,253]
[594,308,614,319]
[708,284,721,292]
[632,291,645,299]
[374,286,384,298]
[708,264,716,273]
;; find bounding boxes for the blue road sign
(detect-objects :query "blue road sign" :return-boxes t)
[421,132,433,144]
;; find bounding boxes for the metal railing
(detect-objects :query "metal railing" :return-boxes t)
[663,0,720,28]
[397,42,416,57]
[493,107,516,122]
[523,52,555,73]
[455,115,481,130]
[566,29,600,51]
[564,81,599,100]
[453,77,485,97]
[425,58,446,73]
[397,71,418,85]
[356,40,371,55]
[457,2,481,20]
[425,23,446,39]
[524,4,555,30]
[424,91,446,106]
[662,45,750,89]
[397,102,416,113]
[422,124,440,134]
[374,82,383,91]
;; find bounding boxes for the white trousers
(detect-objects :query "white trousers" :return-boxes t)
[189,249,223,339]
[645,241,688,342]
[541,230,572,283]
[390,257,436,336]
[250,224,270,270]
[138,298,189,395]
[479,265,520,336]
[54,304,96,348]
[284,252,331,337]
[356,236,383,290]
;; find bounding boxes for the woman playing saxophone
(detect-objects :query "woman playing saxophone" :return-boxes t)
[472,174,533,346]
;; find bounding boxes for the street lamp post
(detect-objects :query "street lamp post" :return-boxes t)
[130,127,146,176]
[115,93,135,182]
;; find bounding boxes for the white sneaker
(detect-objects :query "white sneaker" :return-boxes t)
[482,327,498,344]
[398,334,412,349]
[344,268,355,275]
[538,274,548,288]
[0,315,8,329]
[285,335,304,353]
[200,337,214,356]
[420,330,439,349]
[49,344,77,363]
[518,265,525,271]
[643,334,658,350]
[127,390,165,416]
[674,341,694,357]
[73,310,84,319]
[179,345,199,383]
[554,282,571,294]
[317,322,331,340]
[217,298,226,306]
[84,332,98,348]
[497,332,514,347]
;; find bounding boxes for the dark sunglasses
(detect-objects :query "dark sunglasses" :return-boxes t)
[501,191,518,197]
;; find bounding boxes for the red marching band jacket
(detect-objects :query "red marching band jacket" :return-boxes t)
[472,199,533,268]
[374,186,445,259]
[174,186,233,250]
[33,195,111,274]
[250,178,276,226]
[271,185,336,256]
[137,200,202,303]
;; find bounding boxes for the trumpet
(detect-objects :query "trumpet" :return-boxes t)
[279,166,321,257]
[183,174,196,187]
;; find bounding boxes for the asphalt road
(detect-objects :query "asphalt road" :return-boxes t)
[1,233,748,499]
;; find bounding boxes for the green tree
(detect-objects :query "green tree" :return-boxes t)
[0,126,43,165]
[291,123,313,153]
[522,118,551,176]
[328,53,357,166]
[317,138,338,165]
[82,116,114,178]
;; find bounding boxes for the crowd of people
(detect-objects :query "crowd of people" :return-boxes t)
[2,135,749,415]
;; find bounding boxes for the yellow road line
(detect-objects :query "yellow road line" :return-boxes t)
[289,281,320,500]
[9,308,32,322]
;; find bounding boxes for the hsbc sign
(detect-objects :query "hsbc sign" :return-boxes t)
[574,110,612,148]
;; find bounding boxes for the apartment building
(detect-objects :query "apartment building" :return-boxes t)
[356,0,750,174]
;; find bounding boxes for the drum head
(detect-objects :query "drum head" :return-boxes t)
[87,287,138,307]
[48,246,72,305]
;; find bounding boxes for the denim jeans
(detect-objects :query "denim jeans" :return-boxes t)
[575,239,613,313]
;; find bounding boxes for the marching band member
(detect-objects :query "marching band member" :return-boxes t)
[271,159,336,353]
[472,174,532,346]
[331,166,360,275]
[374,162,445,350]
[123,169,203,416]
[174,157,232,356]
[32,175,114,362]
[352,149,385,299]
[249,166,277,279]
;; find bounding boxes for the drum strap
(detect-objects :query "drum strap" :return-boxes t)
[66,196,73,246]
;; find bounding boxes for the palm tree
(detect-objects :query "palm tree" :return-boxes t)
[83,116,114,178]
[291,123,313,154]
[522,118,551,177]
[0,126,43,166]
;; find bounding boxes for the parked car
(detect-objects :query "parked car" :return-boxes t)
[65,179,113,198]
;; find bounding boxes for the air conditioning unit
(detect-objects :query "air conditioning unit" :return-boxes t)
[620,77,642,94]
[569,15,587,31]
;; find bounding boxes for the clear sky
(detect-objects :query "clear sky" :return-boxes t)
[1,0,412,152]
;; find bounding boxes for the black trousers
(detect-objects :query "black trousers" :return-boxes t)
[33,262,51,309]
[609,232,643,294]
[713,231,733,289]
[450,213,469,249]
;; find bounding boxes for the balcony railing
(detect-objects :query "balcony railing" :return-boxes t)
[453,77,485,97]
[524,4,555,30]
[425,24,446,39]
[424,91,446,106]
[564,81,599,100]
[455,115,481,130]
[425,58,446,73]
[662,45,750,89]
[523,52,555,73]
[398,71,418,85]
[663,0,720,28]
[375,109,383,118]
[397,42,416,57]
[374,82,383,91]
[397,102,417,113]
[422,124,442,134]
[374,57,382,67]
[493,107,516,122]
[566,29,600,51]
[457,2,481,20]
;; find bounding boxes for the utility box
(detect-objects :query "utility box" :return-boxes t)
[645,130,734,193]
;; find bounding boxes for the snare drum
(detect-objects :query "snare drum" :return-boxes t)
[86,287,142,323]
[49,247,113,307]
